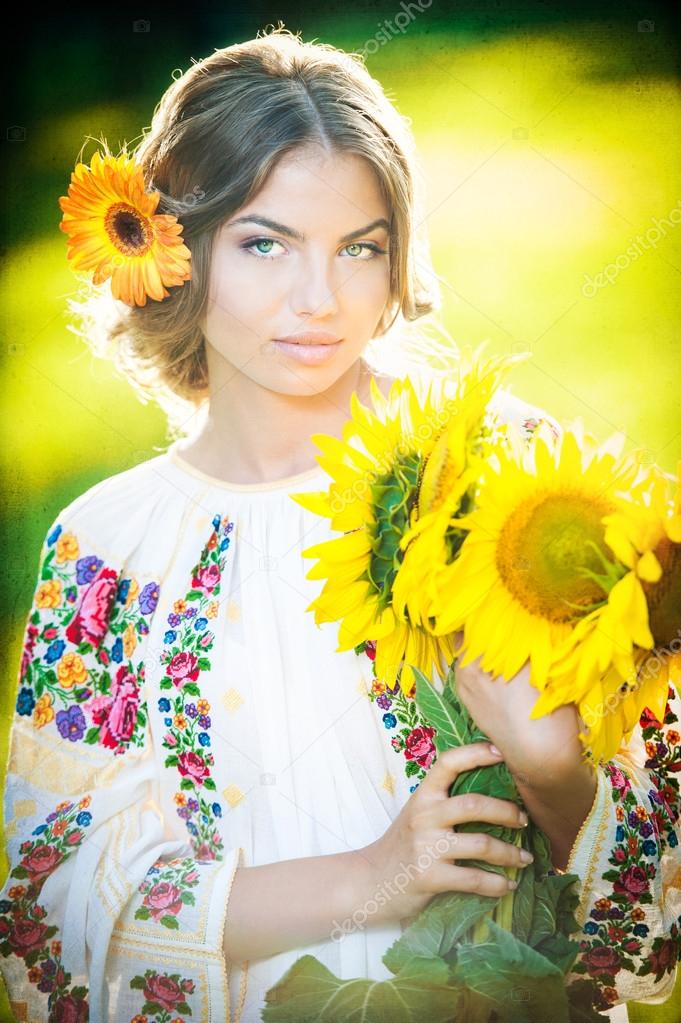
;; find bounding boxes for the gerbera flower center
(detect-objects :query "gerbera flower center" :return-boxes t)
[105,203,152,257]
[642,536,681,646]
[496,491,616,622]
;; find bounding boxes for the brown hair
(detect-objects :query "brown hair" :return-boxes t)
[66,25,446,439]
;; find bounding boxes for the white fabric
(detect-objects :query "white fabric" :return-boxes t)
[1,388,677,1022]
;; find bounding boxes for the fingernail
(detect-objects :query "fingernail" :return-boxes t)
[489,744,502,757]
[508,879,518,890]
[519,812,529,826]
[520,849,534,863]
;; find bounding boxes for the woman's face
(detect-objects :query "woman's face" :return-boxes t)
[200,145,392,395]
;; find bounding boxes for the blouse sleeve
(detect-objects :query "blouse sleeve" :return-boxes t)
[509,402,681,1013]
[562,689,681,1013]
[0,509,244,1022]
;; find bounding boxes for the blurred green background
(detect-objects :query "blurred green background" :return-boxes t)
[2,4,679,1020]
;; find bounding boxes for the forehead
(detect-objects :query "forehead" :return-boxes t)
[241,147,389,221]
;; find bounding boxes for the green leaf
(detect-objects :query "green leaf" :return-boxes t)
[452,920,570,1022]
[134,906,150,920]
[129,975,146,989]
[161,915,179,929]
[263,954,459,1023]
[383,891,497,974]
[203,776,216,790]
[412,667,468,751]
[84,726,101,745]
[180,778,194,790]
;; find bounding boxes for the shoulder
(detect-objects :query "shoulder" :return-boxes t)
[487,387,562,442]
[43,451,183,571]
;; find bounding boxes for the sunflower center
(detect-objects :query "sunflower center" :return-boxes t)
[496,491,616,623]
[106,203,152,256]
[642,536,681,647]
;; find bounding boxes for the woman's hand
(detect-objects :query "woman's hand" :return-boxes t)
[451,631,598,871]
[451,631,585,784]
[357,743,533,928]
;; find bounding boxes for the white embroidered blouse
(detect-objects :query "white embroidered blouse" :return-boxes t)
[1,389,679,1023]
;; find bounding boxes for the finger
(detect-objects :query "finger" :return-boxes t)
[420,744,504,796]
[428,862,518,898]
[437,830,534,870]
[440,793,528,830]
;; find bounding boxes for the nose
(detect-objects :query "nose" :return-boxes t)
[290,255,340,320]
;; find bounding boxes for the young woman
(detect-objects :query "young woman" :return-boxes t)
[1,27,678,1023]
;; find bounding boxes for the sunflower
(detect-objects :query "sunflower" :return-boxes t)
[58,149,191,306]
[426,418,646,695]
[533,461,681,761]
[290,346,523,696]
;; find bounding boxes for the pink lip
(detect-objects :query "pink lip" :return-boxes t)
[275,331,342,346]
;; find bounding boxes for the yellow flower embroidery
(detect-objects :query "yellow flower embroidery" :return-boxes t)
[55,531,79,563]
[36,579,61,609]
[57,652,87,689]
[33,694,54,729]
[123,621,137,658]
[196,699,211,715]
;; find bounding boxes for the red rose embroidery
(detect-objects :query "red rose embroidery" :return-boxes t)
[640,707,663,730]
[583,945,621,978]
[177,751,209,784]
[649,939,677,975]
[8,915,49,957]
[404,726,437,769]
[143,881,183,920]
[192,562,220,595]
[65,567,118,648]
[143,973,186,1011]
[613,865,650,900]
[166,651,200,689]
[51,994,88,1023]
[20,843,63,882]
[98,667,140,749]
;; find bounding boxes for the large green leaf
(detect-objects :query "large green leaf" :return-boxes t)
[262,953,459,1022]
[452,920,570,1023]
[382,891,498,974]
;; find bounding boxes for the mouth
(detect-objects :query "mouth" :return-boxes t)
[274,332,342,346]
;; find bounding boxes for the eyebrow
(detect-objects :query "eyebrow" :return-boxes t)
[227,214,391,243]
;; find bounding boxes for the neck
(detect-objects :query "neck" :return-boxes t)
[183,356,377,486]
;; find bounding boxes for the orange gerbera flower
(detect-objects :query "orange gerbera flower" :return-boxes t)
[58,149,192,306]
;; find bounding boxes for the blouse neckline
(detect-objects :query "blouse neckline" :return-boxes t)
[166,440,327,492]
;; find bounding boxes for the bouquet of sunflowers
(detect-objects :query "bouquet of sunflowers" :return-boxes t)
[261,345,679,1022]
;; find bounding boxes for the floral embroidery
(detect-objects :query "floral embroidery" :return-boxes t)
[357,639,437,792]
[15,523,160,755]
[570,692,681,1010]
[134,857,201,930]
[0,797,93,1018]
[159,513,233,861]
[129,968,196,1020]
